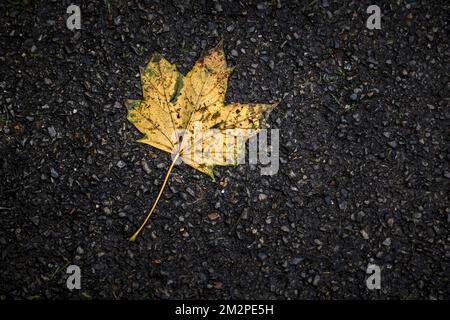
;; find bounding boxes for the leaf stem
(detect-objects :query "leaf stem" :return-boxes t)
[129,153,180,242]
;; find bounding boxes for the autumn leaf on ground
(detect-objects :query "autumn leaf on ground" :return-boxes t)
[126,41,277,241]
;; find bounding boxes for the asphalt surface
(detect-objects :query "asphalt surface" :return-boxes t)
[0,0,449,299]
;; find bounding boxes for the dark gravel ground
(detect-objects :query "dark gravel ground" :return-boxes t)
[0,0,449,299]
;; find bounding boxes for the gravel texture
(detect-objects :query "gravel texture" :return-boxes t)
[0,0,449,299]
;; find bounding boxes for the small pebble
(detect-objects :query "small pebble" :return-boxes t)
[48,126,56,138]
[361,230,369,240]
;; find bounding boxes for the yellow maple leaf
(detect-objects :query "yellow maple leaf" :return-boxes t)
[126,41,277,241]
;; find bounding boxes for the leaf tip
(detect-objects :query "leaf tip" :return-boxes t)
[125,99,140,110]
[215,38,224,51]
[129,231,139,242]
[136,134,150,144]
[206,166,215,181]
[267,102,279,112]
[150,52,163,64]
[272,100,281,108]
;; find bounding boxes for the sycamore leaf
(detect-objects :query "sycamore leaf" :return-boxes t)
[126,41,277,241]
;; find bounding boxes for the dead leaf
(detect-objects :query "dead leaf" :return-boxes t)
[207,212,220,221]
[127,41,277,241]
[150,259,161,265]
